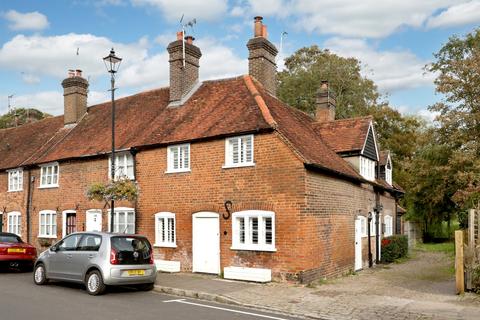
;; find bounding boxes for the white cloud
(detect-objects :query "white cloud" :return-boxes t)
[0,33,148,80]
[21,73,41,84]
[416,108,438,123]
[3,10,49,31]
[230,6,246,17]
[325,37,434,93]
[131,0,228,22]
[117,37,246,89]
[246,0,472,38]
[427,1,480,28]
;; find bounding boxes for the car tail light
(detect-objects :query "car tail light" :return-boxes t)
[149,253,154,265]
[26,247,37,256]
[110,249,118,265]
[0,247,6,254]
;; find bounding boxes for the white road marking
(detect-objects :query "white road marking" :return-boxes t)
[164,299,289,320]
[162,298,187,303]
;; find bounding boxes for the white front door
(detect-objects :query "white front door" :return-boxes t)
[192,212,220,274]
[354,218,363,271]
[86,210,102,232]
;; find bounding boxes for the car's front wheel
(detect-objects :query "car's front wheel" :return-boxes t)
[33,263,48,285]
[85,270,106,296]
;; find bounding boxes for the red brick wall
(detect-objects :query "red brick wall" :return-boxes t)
[0,130,398,283]
[135,132,306,279]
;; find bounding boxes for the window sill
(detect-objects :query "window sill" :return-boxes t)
[230,246,276,252]
[164,169,191,174]
[222,163,256,169]
[38,185,59,189]
[38,235,57,239]
[154,243,177,248]
[7,189,23,193]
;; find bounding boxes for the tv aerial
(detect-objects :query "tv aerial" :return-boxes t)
[179,14,197,67]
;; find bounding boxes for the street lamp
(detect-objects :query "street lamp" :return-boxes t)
[103,48,122,232]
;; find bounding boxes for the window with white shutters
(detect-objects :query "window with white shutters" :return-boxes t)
[224,135,254,168]
[154,212,176,247]
[8,169,23,192]
[232,211,275,251]
[40,163,59,188]
[167,144,190,173]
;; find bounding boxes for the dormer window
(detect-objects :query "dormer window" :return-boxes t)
[360,156,375,181]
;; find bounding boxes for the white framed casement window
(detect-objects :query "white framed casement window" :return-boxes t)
[358,216,367,237]
[108,208,135,234]
[231,210,275,251]
[39,210,57,238]
[7,212,21,236]
[8,169,23,192]
[39,163,59,188]
[359,156,375,181]
[166,144,190,173]
[109,152,134,180]
[224,135,254,168]
[154,212,176,247]
[384,215,393,236]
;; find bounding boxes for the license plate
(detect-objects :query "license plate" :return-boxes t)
[8,248,26,254]
[127,269,145,276]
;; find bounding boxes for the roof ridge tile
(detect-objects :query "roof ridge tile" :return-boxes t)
[243,75,277,129]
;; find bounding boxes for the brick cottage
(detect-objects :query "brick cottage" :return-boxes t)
[0,17,403,283]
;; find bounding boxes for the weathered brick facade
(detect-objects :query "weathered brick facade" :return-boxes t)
[1,129,397,282]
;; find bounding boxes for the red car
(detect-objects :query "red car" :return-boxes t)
[0,232,37,271]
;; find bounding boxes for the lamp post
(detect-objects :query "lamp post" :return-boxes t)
[103,48,122,232]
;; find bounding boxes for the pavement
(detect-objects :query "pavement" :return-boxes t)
[154,250,480,320]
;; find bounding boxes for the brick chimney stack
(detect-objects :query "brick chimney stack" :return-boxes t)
[315,81,336,122]
[62,69,88,126]
[246,16,278,95]
[167,32,202,104]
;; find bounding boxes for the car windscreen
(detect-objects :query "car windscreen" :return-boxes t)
[111,236,152,265]
[0,235,23,243]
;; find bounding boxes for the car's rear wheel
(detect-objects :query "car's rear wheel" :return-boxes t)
[85,270,106,296]
[33,263,48,285]
[136,283,155,291]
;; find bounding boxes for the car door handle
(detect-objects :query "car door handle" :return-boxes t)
[88,254,94,259]
[67,254,73,259]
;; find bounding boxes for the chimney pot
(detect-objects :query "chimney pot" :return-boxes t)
[176,31,183,40]
[185,35,195,45]
[262,25,268,38]
[254,16,263,37]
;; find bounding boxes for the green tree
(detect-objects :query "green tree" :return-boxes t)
[278,46,381,118]
[427,28,480,211]
[277,45,427,189]
[0,108,51,129]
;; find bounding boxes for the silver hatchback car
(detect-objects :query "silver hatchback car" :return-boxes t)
[33,232,157,295]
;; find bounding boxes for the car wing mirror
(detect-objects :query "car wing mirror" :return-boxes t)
[50,245,58,252]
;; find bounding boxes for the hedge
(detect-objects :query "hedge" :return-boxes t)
[381,235,408,263]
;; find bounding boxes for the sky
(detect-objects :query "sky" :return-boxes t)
[0,0,479,120]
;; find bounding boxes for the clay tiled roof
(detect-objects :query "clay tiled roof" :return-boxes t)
[379,151,390,166]
[314,116,372,154]
[1,75,371,183]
